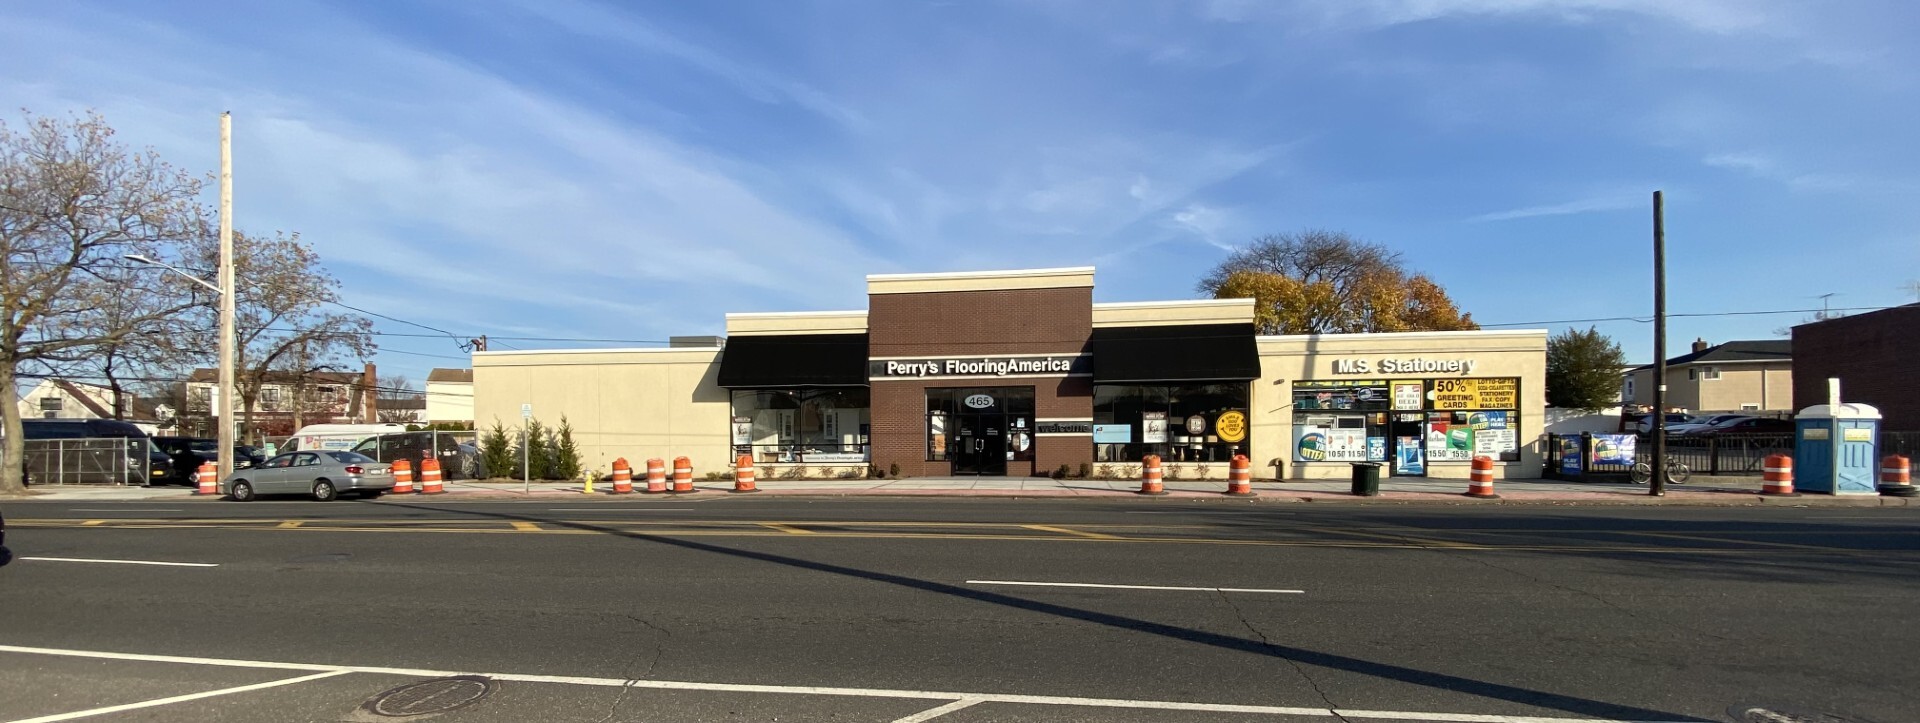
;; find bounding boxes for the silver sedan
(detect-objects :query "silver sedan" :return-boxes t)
[222,451,395,501]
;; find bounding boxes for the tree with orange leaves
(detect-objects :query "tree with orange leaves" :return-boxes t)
[1199,230,1476,335]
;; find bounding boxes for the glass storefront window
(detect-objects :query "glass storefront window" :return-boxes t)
[730,388,871,464]
[1289,378,1522,465]
[1092,383,1249,463]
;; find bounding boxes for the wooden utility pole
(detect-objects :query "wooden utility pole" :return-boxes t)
[1650,191,1667,496]
[217,112,237,481]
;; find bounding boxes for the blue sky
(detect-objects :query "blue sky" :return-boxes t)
[4,0,1918,383]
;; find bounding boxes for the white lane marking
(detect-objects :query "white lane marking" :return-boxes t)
[0,645,1694,723]
[8,670,350,722]
[67,508,183,512]
[19,557,218,568]
[967,580,1303,594]
[890,698,983,722]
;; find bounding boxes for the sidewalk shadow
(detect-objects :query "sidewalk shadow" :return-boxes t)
[382,500,1704,722]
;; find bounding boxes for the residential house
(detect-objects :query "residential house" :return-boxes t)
[1620,339,1793,413]
[425,368,474,426]
[178,363,378,439]
[15,379,165,432]
[377,396,428,425]
[1793,303,1920,429]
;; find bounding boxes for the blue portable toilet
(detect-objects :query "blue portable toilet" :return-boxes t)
[1794,403,1881,495]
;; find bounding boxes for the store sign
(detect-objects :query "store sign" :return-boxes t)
[1334,358,1477,375]
[1035,420,1092,435]
[869,354,1091,381]
[1431,378,1518,410]
[1215,410,1247,444]
[963,394,995,409]
[1185,415,1206,435]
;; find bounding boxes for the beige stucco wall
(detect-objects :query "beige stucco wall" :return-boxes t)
[1091,299,1255,328]
[1250,330,1549,480]
[725,311,867,336]
[472,348,730,477]
[424,381,473,424]
[866,267,1094,295]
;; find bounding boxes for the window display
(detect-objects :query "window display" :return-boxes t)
[730,388,871,463]
[1091,383,1250,462]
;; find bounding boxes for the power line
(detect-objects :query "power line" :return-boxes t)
[1477,305,1901,328]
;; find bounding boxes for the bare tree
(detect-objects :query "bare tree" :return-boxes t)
[1,111,207,495]
[376,373,416,400]
[66,262,209,418]
[182,230,374,444]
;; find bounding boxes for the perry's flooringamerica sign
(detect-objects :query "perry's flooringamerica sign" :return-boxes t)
[869,354,1092,381]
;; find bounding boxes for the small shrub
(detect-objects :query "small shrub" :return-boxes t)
[1077,462,1092,479]
[839,469,861,479]
[1096,464,1116,480]
[786,465,810,480]
[1053,463,1070,480]
[1194,463,1212,479]
[889,462,901,478]
[1165,465,1183,480]
[868,464,885,479]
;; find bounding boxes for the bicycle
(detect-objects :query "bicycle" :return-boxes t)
[1629,459,1691,484]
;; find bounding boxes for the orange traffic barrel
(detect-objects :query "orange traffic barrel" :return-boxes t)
[1464,456,1499,499]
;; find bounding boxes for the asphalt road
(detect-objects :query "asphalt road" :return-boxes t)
[0,496,1915,723]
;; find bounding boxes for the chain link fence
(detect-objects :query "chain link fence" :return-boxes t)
[15,437,158,486]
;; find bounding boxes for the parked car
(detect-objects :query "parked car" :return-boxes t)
[1666,414,1753,436]
[153,437,266,485]
[350,432,476,480]
[221,451,394,501]
[18,419,176,486]
[1694,417,1794,435]
[1632,413,1697,435]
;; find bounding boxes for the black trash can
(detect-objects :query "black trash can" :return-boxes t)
[1350,462,1382,497]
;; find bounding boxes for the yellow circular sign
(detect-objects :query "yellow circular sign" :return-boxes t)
[1215,410,1247,443]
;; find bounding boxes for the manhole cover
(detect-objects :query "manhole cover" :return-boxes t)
[365,676,496,716]
[1728,705,1875,723]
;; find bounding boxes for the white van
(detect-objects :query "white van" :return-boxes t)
[281,423,409,453]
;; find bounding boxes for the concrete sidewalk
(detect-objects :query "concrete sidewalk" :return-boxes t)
[11,475,1915,505]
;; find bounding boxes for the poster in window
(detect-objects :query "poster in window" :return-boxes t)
[1392,382,1423,411]
[929,413,947,457]
[1431,378,1519,410]
[1142,412,1168,444]
[1559,437,1582,475]
[1395,438,1425,475]
[1425,414,1474,462]
[1214,410,1247,444]
[1093,424,1132,444]
[1367,436,1387,462]
[730,417,752,446]
[1467,411,1518,456]
[1295,417,1367,462]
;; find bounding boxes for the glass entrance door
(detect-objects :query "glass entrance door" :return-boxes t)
[951,413,1008,476]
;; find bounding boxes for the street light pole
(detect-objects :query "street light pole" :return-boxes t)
[217,112,236,482]
[1650,191,1667,496]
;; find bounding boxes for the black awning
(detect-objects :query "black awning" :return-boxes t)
[717,334,869,388]
[1090,323,1260,383]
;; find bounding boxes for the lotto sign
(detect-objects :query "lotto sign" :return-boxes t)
[1431,378,1518,410]
[1215,410,1247,443]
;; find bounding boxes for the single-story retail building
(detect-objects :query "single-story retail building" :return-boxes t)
[473,268,1546,480]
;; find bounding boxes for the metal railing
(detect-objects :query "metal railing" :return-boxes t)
[1663,433,1796,475]
[17,437,156,486]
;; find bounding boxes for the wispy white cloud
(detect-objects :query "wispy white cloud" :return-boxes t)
[1219,0,1785,36]
[1469,193,1643,222]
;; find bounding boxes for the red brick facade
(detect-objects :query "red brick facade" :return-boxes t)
[869,288,1094,477]
[1793,304,1920,429]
